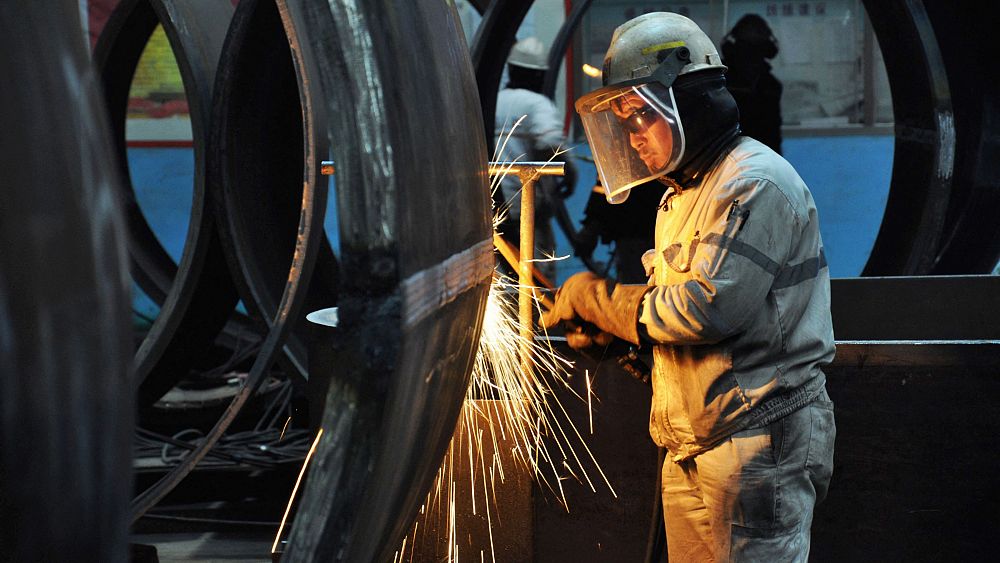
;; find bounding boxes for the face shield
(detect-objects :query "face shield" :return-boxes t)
[576,46,691,203]
[577,83,685,203]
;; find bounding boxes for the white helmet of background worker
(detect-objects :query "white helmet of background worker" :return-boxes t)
[508,36,549,70]
[576,12,731,203]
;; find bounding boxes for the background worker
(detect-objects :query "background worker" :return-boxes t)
[543,12,836,561]
[721,13,784,154]
[494,36,577,282]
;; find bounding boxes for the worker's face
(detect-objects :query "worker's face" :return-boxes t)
[613,93,674,173]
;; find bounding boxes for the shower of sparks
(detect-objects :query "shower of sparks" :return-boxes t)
[394,122,614,562]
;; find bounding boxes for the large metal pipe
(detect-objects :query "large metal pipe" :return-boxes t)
[129,0,330,520]
[0,2,132,560]
[916,1,1000,273]
[278,0,493,560]
[860,0,954,274]
[93,0,240,405]
[209,0,341,383]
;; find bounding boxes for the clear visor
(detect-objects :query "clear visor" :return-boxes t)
[576,83,685,203]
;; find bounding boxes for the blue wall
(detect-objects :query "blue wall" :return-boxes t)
[784,135,893,278]
[128,148,193,323]
[129,134,893,316]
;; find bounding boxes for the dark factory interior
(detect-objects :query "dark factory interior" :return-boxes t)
[2,1,998,562]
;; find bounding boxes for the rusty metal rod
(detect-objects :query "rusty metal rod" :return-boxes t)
[493,233,555,309]
[487,160,565,177]
[487,161,565,374]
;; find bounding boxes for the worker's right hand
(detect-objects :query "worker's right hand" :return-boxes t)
[540,272,649,346]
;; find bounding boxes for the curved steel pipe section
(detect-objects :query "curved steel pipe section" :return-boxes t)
[918,1,1000,273]
[128,0,331,520]
[1,2,132,560]
[280,0,493,560]
[208,0,339,382]
[861,0,953,275]
[93,0,239,405]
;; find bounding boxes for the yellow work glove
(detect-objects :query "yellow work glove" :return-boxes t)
[541,272,650,349]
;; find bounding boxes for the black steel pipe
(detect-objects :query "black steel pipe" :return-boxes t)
[93,0,240,405]
[919,1,1000,273]
[280,0,493,560]
[860,0,954,275]
[0,2,133,560]
[208,0,340,383]
[128,0,331,521]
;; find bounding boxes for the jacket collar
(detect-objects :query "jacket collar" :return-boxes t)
[667,125,741,190]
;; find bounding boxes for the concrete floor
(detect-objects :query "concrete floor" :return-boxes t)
[131,469,296,563]
[132,531,274,562]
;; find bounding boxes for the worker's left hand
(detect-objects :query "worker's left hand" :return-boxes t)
[541,271,650,346]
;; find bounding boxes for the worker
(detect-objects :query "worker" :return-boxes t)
[721,13,784,154]
[495,36,577,282]
[542,12,835,561]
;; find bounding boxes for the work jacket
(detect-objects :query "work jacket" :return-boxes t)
[638,136,835,461]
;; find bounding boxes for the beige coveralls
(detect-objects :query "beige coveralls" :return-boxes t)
[638,136,836,561]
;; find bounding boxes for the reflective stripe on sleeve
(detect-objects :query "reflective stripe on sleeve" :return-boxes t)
[773,249,828,289]
[699,233,827,288]
[701,232,780,276]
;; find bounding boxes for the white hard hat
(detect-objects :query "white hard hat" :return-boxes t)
[508,37,548,71]
[602,12,726,86]
[576,12,726,204]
